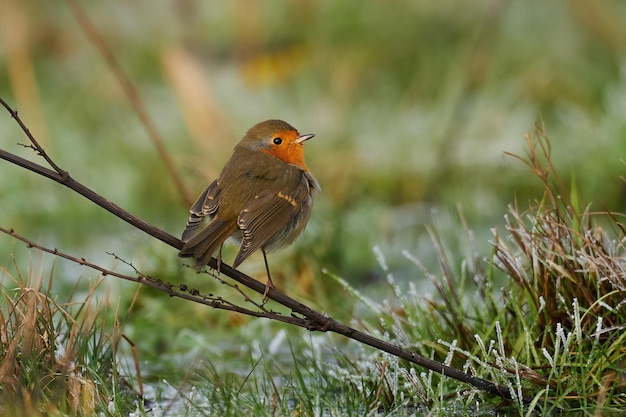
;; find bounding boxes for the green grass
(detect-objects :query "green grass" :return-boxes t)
[1,128,625,416]
[0,265,118,416]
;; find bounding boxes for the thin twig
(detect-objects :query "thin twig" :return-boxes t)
[182,264,270,312]
[0,98,66,176]
[0,227,302,327]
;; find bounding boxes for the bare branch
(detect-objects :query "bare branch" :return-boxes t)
[0,227,305,327]
[0,98,66,176]
[0,97,533,403]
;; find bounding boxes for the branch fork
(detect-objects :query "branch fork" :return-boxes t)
[0,97,532,404]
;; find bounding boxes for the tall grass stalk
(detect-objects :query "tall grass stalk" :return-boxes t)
[325,126,625,414]
[0,262,137,416]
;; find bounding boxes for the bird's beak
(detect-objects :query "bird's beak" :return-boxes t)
[295,133,315,144]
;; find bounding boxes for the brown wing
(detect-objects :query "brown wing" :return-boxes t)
[232,179,312,268]
[181,179,222,242]
[178,218,238,266]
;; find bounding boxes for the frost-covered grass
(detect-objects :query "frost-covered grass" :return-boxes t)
[1,129,624,416]
[318,129,626,415]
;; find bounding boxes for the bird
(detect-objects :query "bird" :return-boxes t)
[178,119,320,299]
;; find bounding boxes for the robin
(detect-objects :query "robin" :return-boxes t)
[179,119,320,298]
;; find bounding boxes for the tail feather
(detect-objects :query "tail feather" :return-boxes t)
[178,219,237,267]
[181,212,205,242]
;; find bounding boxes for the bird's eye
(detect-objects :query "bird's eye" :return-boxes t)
[272,137,282,145]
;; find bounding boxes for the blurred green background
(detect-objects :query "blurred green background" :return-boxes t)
[1,0,625,299]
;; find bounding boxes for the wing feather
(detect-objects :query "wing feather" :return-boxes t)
[181,179,221,242]
[232,179,312,267]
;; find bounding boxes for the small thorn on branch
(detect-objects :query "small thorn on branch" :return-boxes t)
[17,142,37,152]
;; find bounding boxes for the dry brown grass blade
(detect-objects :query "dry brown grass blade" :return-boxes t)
[161,46,232,172]
[495,123,626,355]
[0,0,50,147]
[0,267,103,415]
[66,0,194,207]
